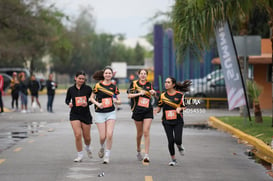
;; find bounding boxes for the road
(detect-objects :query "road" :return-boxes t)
[0,93,272,181]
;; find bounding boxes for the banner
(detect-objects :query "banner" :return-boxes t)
[215,22,247,110]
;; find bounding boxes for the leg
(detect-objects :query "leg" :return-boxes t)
[134,121,143,152]
[81,122,91,146]
[174,123,184,146]
[0,91,3,112]
[70,120,83,152]
[35,97,41,109]
[96,122,107,146]
[163,123,175,157]
[143,118,152,155]
[105,119,115,150]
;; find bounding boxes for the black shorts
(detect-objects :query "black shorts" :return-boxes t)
[70,112,93,125]
[132,109,153,121]
[31,93,38,97]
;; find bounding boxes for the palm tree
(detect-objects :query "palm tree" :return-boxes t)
[172,0,273,126]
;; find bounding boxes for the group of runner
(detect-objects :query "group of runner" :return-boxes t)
[65,66,191,166]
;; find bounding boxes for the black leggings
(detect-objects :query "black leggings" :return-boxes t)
[11,93,19,109]
[163,121,184,156]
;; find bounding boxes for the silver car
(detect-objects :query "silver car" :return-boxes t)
[187,77,227,98]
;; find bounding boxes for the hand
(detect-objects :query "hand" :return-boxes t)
[176,107,185,114]
[149,90,156,96]
[113,98,121,105]
[69,102,73,108]
[97,103,104,109]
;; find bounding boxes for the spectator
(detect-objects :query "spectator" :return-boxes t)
[19,72,28,113]
[46,74,57,113]
[29,74,42,112]
[10,72,20,111]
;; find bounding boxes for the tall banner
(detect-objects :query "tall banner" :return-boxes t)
[215,21,247,110]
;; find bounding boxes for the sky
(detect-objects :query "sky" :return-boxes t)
[45,0,175,39]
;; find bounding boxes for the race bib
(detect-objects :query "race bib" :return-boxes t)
[75,96,87,107]
[137,97,150,108]
[102,97,113,108]
[165,110,177,120]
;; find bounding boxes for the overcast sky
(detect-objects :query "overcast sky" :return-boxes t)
[45,0,175,39]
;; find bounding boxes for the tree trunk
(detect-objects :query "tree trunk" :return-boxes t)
[254,102,263,123]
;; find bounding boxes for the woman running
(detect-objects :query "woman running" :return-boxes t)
[65,71,93,162]
[90,66,121,164]
[127,69,156,163]
[155,77,191,166]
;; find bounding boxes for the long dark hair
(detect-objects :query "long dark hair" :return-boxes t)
[168,77,191,92]
[92,66,113,81]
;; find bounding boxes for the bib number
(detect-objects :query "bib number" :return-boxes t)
[75,96,87,107]
[102,98,113,108]
[137,97,150,108]
[165,110,177,120]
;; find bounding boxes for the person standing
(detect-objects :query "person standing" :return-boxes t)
[127,69,156,163]
[155,77,191,166]
[90,66,121,164]
[10,72,20,111]
[0,74,4,113]
[29,74,42,112]
[65,71,93,162]
[46,74,57,113]
[19,72,29,113]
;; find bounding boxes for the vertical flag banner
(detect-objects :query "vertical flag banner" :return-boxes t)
[215,22,247,110]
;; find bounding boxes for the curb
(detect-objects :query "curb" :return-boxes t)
[209,116,273,164]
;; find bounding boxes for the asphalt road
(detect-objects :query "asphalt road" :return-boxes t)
[0,93,272,181]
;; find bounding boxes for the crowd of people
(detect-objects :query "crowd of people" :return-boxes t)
[0,72,57,114]
[65,67,191,166]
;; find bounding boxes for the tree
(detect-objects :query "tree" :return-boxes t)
[172,0,273,126]
[0,0,68,74]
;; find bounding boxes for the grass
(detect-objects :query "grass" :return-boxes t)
[217,116,273,145]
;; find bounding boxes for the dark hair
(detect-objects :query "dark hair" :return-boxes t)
[138,69,148,75]
[75,71,86,77]
[167,77,192,92]
[92,66,113,81]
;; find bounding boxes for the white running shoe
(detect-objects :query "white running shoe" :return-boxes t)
[143,155,150,163]
[73,156,83,162]
[98,148,104,158]
[168,160,177,166]
[103,156,109,164]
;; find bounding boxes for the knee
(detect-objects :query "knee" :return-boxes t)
[143,130,150,138]
[75,133,82,140]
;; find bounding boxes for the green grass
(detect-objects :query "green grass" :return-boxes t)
[217,116,273,145]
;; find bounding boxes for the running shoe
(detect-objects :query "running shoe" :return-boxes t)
[168,159,177,166]
[143,156,150,163]
[103,156,110,164]
[177,145,185,156]
[98,148,104,158]
[73,156,83,162]
[86,149,93,159]
[136,152,143,161]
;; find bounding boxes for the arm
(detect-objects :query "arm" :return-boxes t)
[90,92,103,109]
[65,88,73,108]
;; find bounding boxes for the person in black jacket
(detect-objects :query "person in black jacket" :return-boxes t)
[65,71,93,162]
[29,74,42,112]
[46,74,57,113]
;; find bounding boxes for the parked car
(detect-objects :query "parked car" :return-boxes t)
[187,77,227,98]
[0,73,12,91]
[191,69,224,86]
